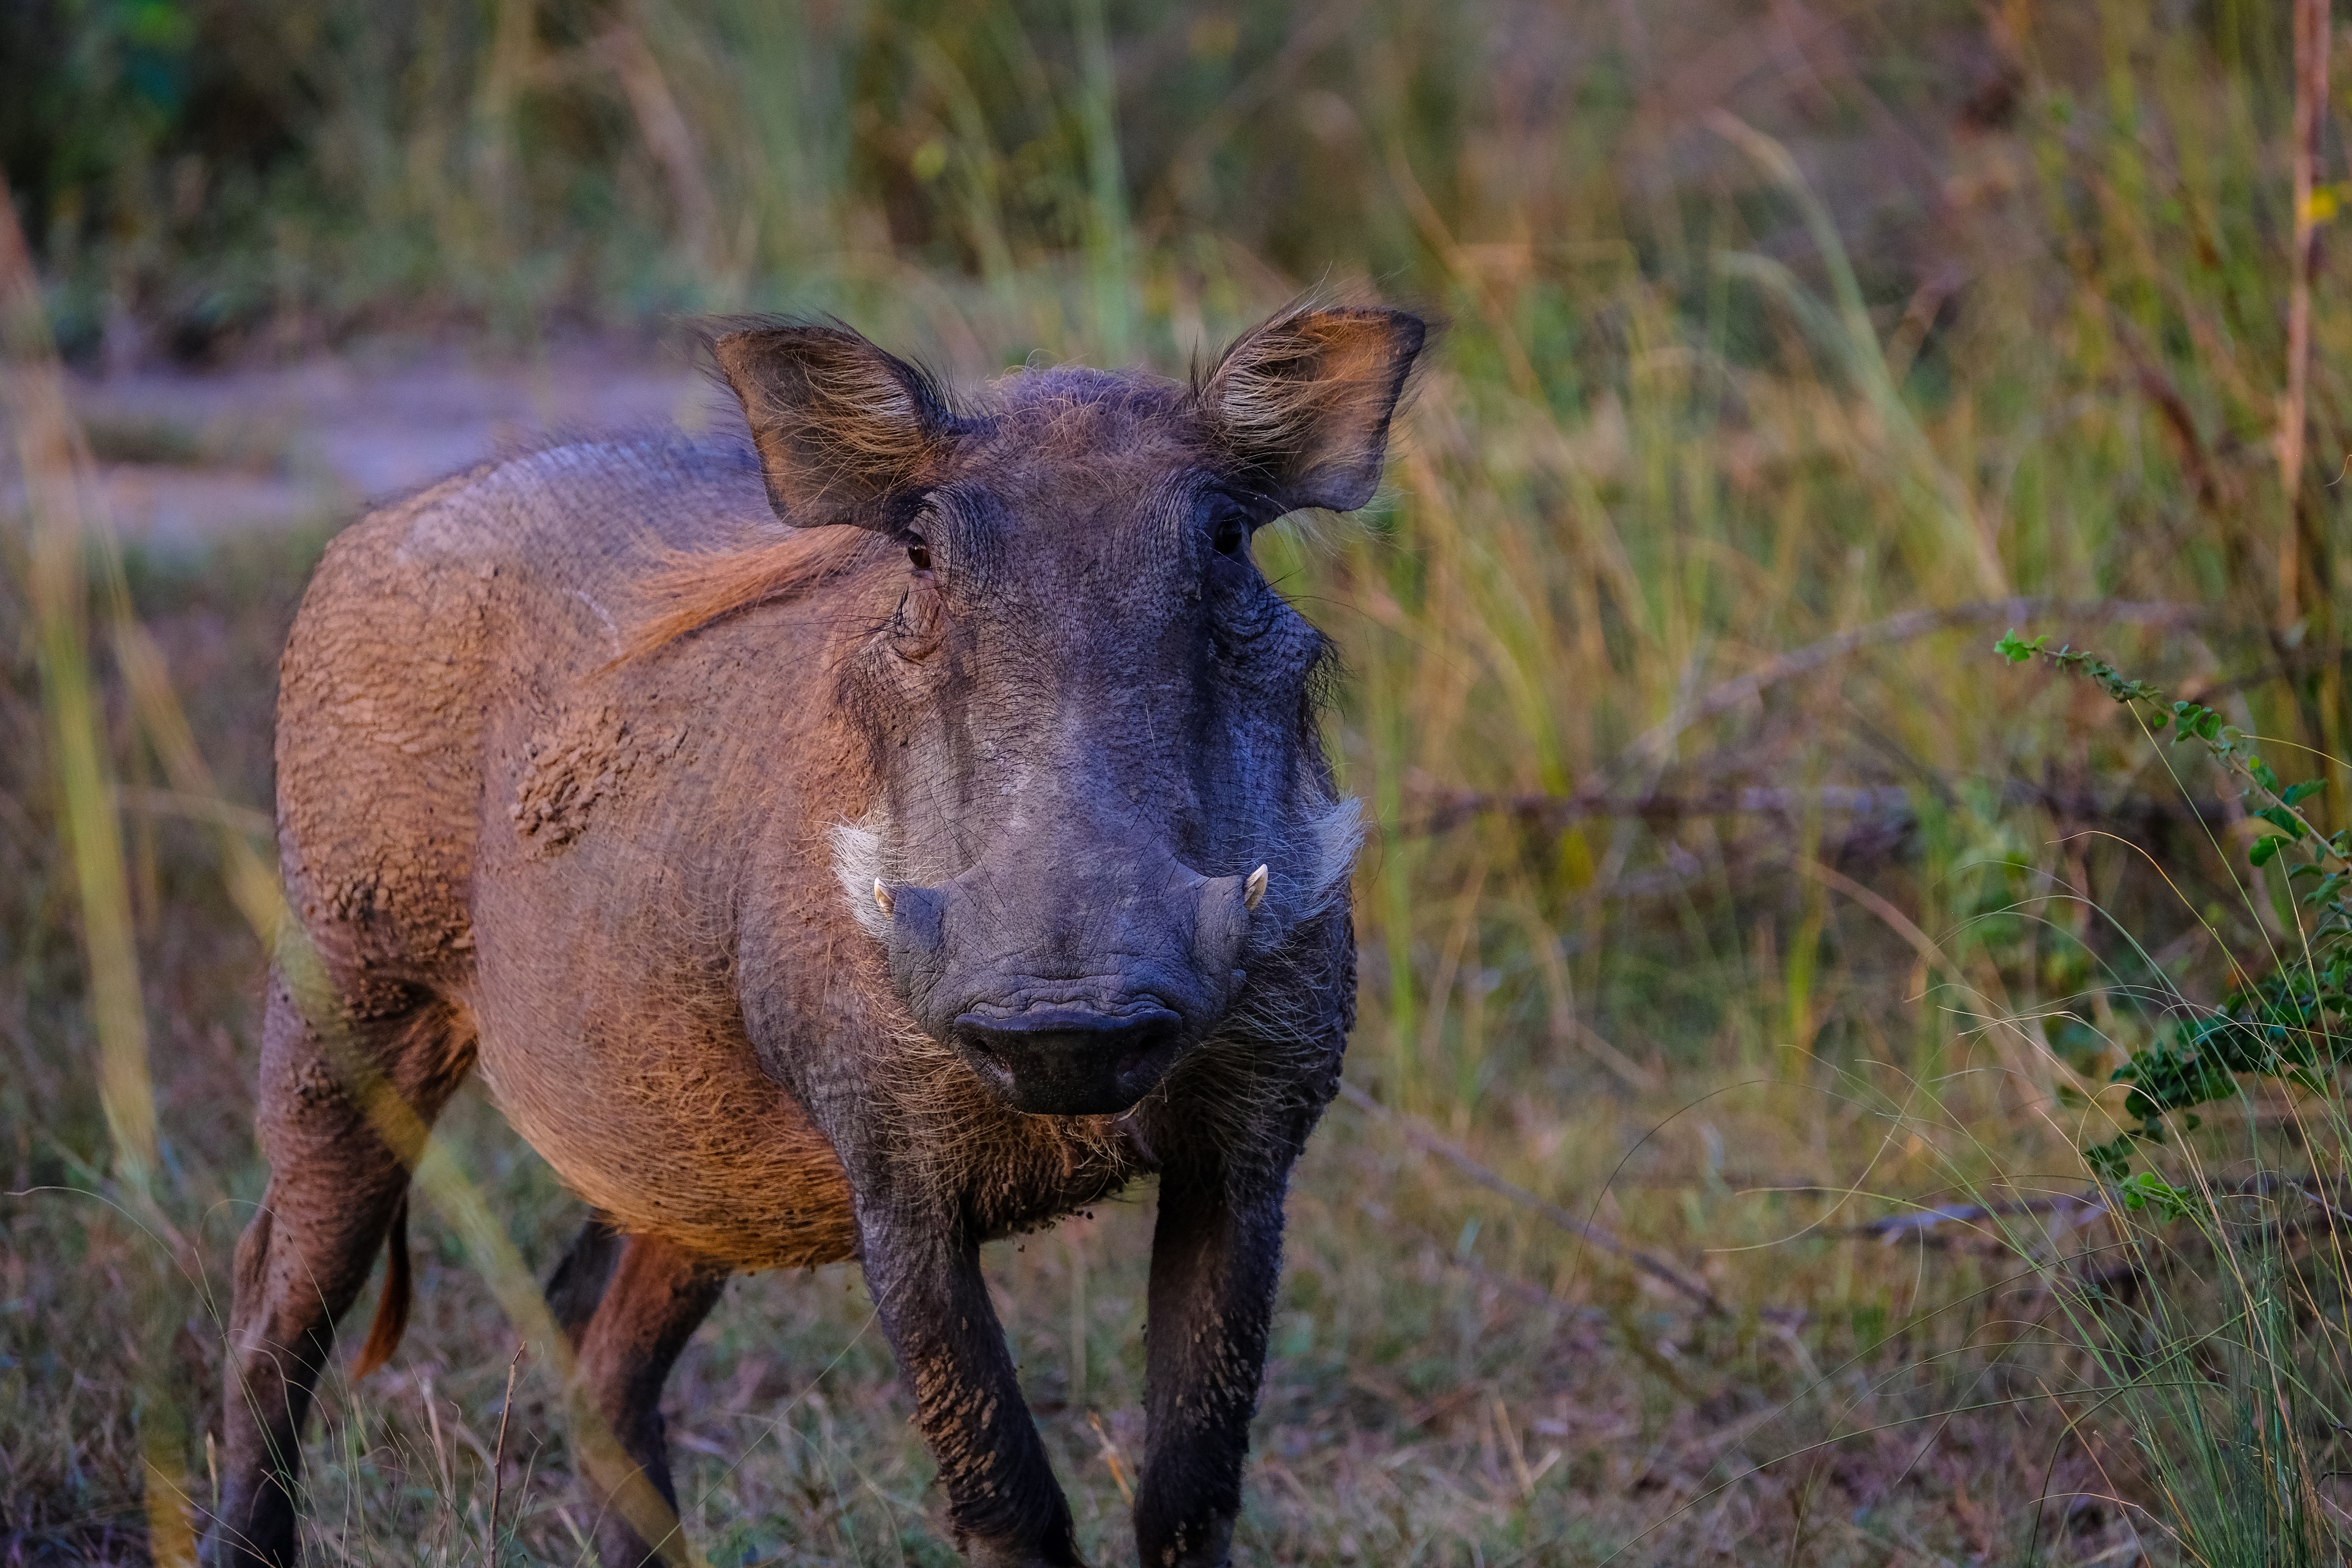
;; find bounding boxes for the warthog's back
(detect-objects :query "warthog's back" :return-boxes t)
[277,433,862,1267]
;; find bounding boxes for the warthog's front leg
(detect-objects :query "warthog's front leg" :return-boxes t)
[857,1198,1080,1567]
[1134,1165,1289,1568]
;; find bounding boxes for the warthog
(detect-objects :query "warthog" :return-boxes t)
[205,304,1426,1568]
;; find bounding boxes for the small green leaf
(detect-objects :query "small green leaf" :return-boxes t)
[2250,757,2282,793]
[2256,806,2307,838]
[1995,630,2043,664]
[2285,779,2328,806]
[2250,835,2282,867]
[2118,1171,2198,1221]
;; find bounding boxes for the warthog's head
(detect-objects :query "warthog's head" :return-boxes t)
[713,305,1425,1116]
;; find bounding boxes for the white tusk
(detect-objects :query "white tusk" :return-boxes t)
[874,879,894,915]
[1243,864,1269,911]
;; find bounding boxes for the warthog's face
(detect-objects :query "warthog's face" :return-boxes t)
[715,307,1425,1115]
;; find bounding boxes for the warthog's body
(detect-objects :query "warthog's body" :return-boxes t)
[209,308,1424,1568]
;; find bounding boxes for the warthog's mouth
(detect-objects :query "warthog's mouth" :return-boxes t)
[951,1001,1187,1116]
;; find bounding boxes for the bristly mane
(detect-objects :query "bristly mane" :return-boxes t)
[620,524,885,661]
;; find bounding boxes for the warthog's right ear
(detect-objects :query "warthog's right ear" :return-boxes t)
[710,321,962,531]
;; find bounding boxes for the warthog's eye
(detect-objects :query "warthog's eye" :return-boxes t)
[907,541,933,572]
[1208,503,1248,558]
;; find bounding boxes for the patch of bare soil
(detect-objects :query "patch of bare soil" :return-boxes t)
[34,338,713,547]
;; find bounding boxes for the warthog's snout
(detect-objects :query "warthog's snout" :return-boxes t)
[886,859,1260,1115]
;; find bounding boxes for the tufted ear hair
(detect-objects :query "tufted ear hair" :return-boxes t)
[709,319,964,531]
[1198,305,1428,513]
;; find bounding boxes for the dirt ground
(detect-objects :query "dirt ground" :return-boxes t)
[41,336,710,547]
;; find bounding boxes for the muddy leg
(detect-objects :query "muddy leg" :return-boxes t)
[858,1202,1078,1568]
[203,980,467,1568]
[567,1232,729,1568]
[1134,1167,1288,1568]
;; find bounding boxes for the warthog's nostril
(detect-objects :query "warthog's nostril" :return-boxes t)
[951,1005,1185,1116]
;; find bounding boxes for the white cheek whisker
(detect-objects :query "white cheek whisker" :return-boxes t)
[1294,795,1364,919]
[831,813,892,938]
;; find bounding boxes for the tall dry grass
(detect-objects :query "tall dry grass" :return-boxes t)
[9,1,2352,1563]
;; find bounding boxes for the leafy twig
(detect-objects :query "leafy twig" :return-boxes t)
[1996,630,2351,1179]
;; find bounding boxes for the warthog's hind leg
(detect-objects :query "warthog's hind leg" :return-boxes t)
[546,1211,626,1338]
[203,978,469,1568]
[557,1226,730,1568]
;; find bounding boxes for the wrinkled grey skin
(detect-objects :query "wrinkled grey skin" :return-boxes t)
[862,445,1338,1117]
[203,307,1424,1568]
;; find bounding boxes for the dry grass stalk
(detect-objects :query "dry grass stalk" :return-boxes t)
[600,15,719,278]
[0,186,701,1568]
[485,1341,523,1567]
[0,171,201,1568]
[0,178,158,1214]
[2279,0,2332,626]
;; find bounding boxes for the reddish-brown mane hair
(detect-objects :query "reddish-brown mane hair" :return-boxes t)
[619,524,883,662]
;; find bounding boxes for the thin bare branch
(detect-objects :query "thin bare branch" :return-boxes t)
[1335,1080,1737,1320]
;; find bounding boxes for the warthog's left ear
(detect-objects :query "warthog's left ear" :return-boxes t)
[1199,305,1429,513]
[710,319,963,531]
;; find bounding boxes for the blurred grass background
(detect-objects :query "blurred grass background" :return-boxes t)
[8,0,2352,1562]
